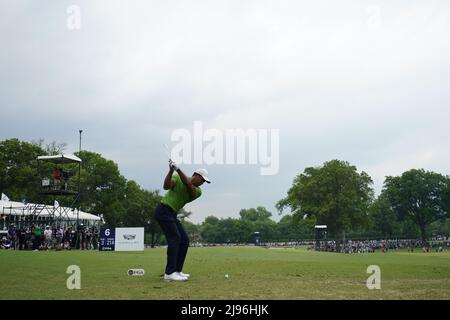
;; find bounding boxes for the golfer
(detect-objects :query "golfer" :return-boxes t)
[155,159,210,281]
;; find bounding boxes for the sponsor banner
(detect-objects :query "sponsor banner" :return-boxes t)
[115,227,145,251]
[99,227,115,251]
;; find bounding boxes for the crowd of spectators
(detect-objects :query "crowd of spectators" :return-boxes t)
[3,224,449,254]
[313,238,450,253]
[1,223,99,250]
[188,239,449,253]
[189,241,315,248]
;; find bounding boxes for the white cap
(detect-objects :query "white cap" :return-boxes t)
[194,168,211,183]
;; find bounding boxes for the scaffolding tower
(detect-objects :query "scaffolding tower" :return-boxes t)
[1,154,82,228]
[314,225,328,251]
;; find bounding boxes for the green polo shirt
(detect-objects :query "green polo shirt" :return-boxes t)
[161,173,202,213]
[34,227,41,237]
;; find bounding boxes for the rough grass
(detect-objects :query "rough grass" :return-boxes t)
[1,246,449,300]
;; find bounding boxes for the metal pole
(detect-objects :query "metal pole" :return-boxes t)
[77,130,82,228]
[79,130,83,153]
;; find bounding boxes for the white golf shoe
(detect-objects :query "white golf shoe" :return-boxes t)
[164,272,188,281]
[177,272,190,278]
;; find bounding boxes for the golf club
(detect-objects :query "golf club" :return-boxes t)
[163,143,171,161]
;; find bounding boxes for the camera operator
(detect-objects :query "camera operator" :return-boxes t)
[92,226,99,250]
[76,223,85,250]
[17,227,26,250]
[7,224,17,250]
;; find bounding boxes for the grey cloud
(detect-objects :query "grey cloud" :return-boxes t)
[1,0,450,223]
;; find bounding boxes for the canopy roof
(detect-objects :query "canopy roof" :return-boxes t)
[37,154,82,164]
[0,200,100,221]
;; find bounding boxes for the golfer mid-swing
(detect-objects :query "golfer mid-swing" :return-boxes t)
[155,159,210,281]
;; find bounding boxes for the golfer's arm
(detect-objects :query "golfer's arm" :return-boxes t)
[176,168,196,196]
[163,169,175,190]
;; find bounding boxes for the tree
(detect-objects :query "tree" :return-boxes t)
[182,220,201,243]
[76,150,127,226]
[428,218,450,238]
[204,215,219,225]
[276,160,374,239]
[253,220,278,242]
[0,138,169,242]
[200,215,222,243]
[201,217,245,243]
[368,194,399,238]
[238,207,278,242]
[218,218,239,243]
[234,219,253,242]
[122,181,162,246]
[383,169,449,241]
[30,139,68,156]
[277,215,314,241]
[239,206,272,221]
[0,138,45,203]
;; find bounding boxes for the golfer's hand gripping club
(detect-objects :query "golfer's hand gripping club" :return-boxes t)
[169,159,179,171]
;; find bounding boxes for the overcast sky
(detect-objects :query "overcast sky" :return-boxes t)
[1,1,450,223]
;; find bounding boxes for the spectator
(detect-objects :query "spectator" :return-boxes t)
[1,236,11,249]
[44,225,52,250]
[61,171,71,190]
[64,227,72,250]
[52,169,62,190]
[25,227,32,249]
[76,224,85,250]
[32,224,42,251]
[7,224,17,250]
[92,226,99,250]
[18,227,26,250]
[56,226,64,250]
[71,227,77,248]
[85,227,92,250]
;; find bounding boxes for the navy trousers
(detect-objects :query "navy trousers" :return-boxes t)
[154,203,189,275]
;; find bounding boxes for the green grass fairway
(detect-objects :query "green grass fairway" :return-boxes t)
[1,246,449,300]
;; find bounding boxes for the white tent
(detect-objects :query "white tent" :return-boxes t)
[37,154,82,163]
[0,199,101,223]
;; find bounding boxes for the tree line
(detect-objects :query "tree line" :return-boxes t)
[1,139,449,244]
[0,138,164,245]
[276,160,450,241]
